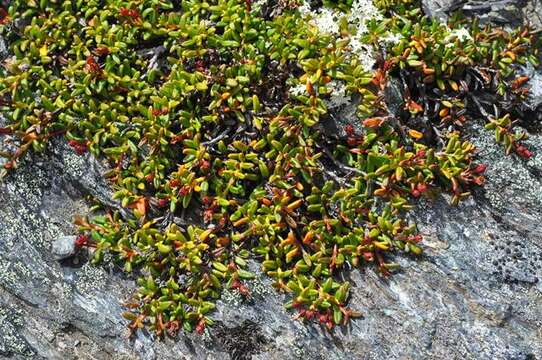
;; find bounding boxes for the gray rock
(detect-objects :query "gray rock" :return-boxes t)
[422,0,542,28]
[51,236,77,261]
[523,64,542,111]
[422,0,465,20]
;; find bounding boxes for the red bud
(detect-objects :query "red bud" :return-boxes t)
[473,164,487,174]
[474,176,485,186]
[344,124,354,136]
[416,183,427,193]
[195,319,206,335]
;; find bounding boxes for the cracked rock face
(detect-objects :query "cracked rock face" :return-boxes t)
[1,4,542,360]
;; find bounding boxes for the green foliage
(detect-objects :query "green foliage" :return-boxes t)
[373,0,416,13]
[321,0,355,11]
[364,9,540,156]
[0,0,539,336]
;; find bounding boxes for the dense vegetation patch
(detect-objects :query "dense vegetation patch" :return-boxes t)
[0,0,540,335]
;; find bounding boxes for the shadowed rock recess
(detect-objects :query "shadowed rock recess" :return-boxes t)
[1,1,542,359]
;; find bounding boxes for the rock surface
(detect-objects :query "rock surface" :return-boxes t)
[422,0,542,28]
[1,3,542,360]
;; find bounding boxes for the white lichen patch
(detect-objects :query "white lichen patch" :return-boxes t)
[379,31,403,46]
[347,0,382,33]
[218,276,272,307]
[468,122,542,211]
[59,146,87,180]
[0,305,33,356]
[325,80,351,109]
[297,0,382,72]
[13,261,33,279]
[313,7,342,35]
[74,262,108,295]
[522,132,542,170]
[219,286,244,307]
[0,162,52,251]
[289,83,307,97]
[247,277,274,298]
[297,0,312,18]
[0,189,64,254]
[0,259,18,288]
[347,0,383,71]
[445,27,473,43]
[289,0,384,104]
[252,0,268,10]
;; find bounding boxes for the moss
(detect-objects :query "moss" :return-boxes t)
[0,0,540,336]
